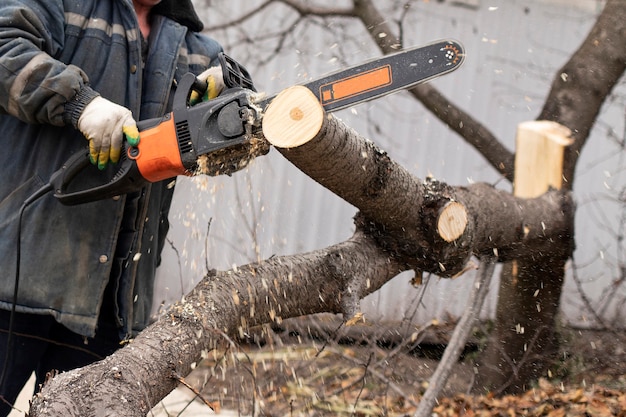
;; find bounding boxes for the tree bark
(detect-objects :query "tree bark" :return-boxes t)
[476,255,567,396]
[30,86,574,416]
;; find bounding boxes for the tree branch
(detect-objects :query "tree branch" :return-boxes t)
[413,255,496,417]
[276,0,355,17]
[205,0,355,32]
[203,1,275,31]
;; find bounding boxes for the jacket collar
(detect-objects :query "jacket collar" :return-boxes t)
[152,0,204,32]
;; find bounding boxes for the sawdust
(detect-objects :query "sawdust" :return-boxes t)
[194,134,270,177]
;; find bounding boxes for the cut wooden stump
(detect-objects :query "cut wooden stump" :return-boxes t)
[513,120,573,198]
[262,85,325,149]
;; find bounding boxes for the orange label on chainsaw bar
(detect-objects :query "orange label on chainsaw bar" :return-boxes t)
[319,65,392,105]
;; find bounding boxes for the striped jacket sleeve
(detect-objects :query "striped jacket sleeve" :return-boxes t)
[0,0,92,126]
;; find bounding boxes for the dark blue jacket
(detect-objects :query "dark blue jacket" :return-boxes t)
[0,0,222,338]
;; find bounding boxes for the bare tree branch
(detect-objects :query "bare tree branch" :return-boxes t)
[276,0,355,17]
[205,0,355,32]
[413,255,496,417]
[204,1,275,31]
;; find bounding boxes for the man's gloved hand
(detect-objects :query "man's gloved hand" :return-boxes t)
[189,66,225,105]
[77,96,140,170]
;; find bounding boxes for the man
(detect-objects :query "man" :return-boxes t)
[0,0,226,414]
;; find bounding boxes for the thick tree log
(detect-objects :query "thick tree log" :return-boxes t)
[30,87,573,416]
[263,85,574,272]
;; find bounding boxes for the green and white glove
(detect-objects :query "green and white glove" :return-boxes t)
[77,96,140,170]
[189,66,225,105]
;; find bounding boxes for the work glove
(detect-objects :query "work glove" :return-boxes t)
[77,96,140,170]
[189,66,225,105]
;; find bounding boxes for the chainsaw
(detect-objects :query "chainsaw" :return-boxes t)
[50,39,465,205]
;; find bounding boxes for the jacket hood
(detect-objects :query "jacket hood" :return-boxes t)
[152,0,204,32]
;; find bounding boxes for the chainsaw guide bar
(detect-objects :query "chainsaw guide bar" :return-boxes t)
[293,39,464,113]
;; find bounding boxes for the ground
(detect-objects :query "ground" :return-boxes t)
[159,314,626,416]
[9,314,625,416]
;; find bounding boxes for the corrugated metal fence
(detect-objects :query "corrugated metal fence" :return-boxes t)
[154,0,625,328]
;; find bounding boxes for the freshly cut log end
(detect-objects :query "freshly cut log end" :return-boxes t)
[262,85,325,148]
[514,120,573,198]
[437,201,468,242]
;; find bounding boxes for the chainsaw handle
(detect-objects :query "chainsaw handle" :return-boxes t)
[51,146,148,205]
[51,53,256,206]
